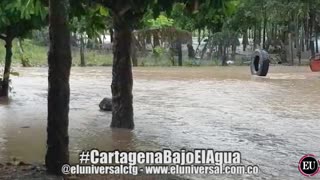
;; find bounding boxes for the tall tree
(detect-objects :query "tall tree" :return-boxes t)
[109,1,135,129]
[96,0,199,129]
[45,0,72,174]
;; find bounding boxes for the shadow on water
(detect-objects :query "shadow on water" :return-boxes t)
[0,66,320,179]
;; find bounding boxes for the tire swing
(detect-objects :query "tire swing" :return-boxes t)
[250,49,270,76]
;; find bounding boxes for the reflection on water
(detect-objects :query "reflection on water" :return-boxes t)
[0,66,320,179]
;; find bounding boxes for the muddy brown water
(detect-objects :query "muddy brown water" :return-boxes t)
[0,66,319,180]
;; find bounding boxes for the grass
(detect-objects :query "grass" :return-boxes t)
[0,38,254,67]
[0,39,113,67]
[137,52,223,67]
[0,39,225,67]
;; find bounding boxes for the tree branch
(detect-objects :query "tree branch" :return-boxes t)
[103,0,114,9]
[91,0,113,9]
[118,4,131,16]
[0,34,6,40]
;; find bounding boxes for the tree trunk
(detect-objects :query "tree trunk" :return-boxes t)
[310,40,315,58]
[138,34,146,55]
[275,24,278,40]
[218,45,223,58]
[243,30,248,51]
[288,33,294,65]
[297,21,302,65]
[263,10,267,49]
[301,25,305,52]
[195,28,202,54]
[253,25,257,49]
[0,38,13,97]
[131,35,138,67]
[80,34,86,66]
[153,31,160,47]
[231,44,236,61]
[18,38,31,67]
[294,18,299,50]
[271,23,275,40]
[221,46,227,66]
[304,17,310,51]
[46,0,71,175]
[257,23,262,48]
[200,40,208,59]
[187,43,195,59]
[177,40,182,66]
[310,9,315,57]
[316,30,319,53]
[110,15,134,129]
[110,28,114,43]
[98,36,103,48]
[146,32,151,44]
[198,28,201,46]
[279,36,288,63]
[170,49,175,66]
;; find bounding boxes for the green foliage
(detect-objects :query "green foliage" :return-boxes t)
[5,0,47,20]
[225,0,258,33]
[170,3,195,31]
[146,15,174,29]
[153,46,165,57]
[169,0,238,33]
[226,0,320,34]
[0,0,47,39]
[70,4,109,38]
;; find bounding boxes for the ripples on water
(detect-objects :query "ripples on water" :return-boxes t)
[0,66,319,179]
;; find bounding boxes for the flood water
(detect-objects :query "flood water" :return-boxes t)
[0,66,319,179]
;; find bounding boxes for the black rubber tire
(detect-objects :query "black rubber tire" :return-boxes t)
[250,49,270,76]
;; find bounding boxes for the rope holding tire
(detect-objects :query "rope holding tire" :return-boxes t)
[250,49,270,76]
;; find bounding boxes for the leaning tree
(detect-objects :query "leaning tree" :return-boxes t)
[0,0,46,97]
